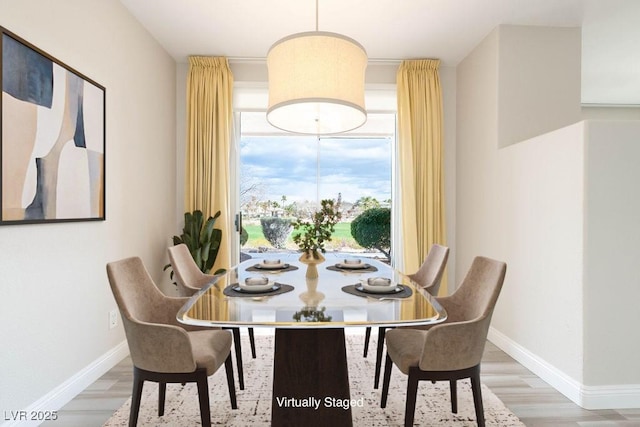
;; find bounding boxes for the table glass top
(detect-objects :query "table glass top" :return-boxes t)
[178,253,446,328]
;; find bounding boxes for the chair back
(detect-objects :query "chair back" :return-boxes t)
[408,244,449,296]
[419,256,506,371]
[168,244,208,296]
[107,257,197,373]
[107,257,167,324]
[451,256,506,322]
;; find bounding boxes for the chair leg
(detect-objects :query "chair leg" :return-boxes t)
[470,367,485,427]
[380,352,393,408]
[363,326,372,357]
[449,379,457,413]
[404,369,420,427]
[129,368,144,427]
[231,327,245,390]
[224,354,238,409]
[373,327,387,389]
[158,381,166,416]
[195,370,211,427]
[248,327,257,359]
[131,366,235,426]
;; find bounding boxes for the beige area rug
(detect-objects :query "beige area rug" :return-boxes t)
[104,334,524,426]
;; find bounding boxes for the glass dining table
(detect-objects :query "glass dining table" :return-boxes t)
[177,253,447,427]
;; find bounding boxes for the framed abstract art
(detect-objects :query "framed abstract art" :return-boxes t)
[1,26,105,225]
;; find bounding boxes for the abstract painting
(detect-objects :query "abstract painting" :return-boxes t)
[1,27,105,225]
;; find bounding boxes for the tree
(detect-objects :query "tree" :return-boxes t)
[350,207,391,259]
[353,196,381,214]
[239,168,266,208]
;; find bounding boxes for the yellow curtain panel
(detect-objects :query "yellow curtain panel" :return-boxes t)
[185,56,234,273]
[397,59,447,293]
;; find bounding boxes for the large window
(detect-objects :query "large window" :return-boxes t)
[237,112,395,260]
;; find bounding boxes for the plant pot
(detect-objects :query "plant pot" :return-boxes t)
[299,250,325,279]
[299,277,325,308]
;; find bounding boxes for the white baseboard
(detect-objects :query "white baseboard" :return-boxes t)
[1,341,129,427]
[488,327,640,409]
[580,383,640,410]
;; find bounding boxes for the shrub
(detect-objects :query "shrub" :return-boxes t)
[240,226,248,246]
[350,207,391,259]
[260,217,293,249]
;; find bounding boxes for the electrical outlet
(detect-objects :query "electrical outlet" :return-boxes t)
[109,309,118,329]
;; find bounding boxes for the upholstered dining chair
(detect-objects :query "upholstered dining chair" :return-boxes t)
[106,257,237,427]
[380,256,507,427]
[168,243,256,390]
[365,243,449,389]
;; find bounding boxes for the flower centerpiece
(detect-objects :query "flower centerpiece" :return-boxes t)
[292,198,342,277]
[292,198,342,258]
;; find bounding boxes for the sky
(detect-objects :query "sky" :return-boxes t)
[240,136,392,206]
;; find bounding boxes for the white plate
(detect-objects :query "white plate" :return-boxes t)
[255,262,287,270]
[238,278,273,292]
[360,280,399,294]
[336,262,369,270]
[356,284,404,295]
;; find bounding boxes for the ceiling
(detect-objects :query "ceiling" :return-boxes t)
[120,0,640,105]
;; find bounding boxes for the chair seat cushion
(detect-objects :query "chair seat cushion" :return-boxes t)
[385,329,427,375]
[188,330,232,376]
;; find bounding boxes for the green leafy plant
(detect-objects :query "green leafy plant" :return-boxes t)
[164,210,226,279]
[351,207,391,259]
[292,306,332,322]
[292,199,342,258]
[240,226,249,247]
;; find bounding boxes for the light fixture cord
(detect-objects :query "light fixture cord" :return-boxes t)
[315,0,319,31]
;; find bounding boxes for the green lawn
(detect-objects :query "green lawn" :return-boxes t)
[332,222,353,239]
[243,221,360,250]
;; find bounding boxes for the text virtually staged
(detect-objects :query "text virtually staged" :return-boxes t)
[274,396,365,411]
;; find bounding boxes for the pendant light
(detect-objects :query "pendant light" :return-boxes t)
[266,0,368,135]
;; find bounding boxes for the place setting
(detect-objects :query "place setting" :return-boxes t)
[245,258,299,273]
[341,276,413,300]
[326,258,378,273]
[223,276,295,298]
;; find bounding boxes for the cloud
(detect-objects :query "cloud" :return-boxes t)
[241,136,392,204]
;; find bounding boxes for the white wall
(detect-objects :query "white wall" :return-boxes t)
[495,123,586,383]
[582,106,640,120]
[583,120,640,387]
[0,0,177,417]
[457,23,640,409]
[457,26,586,380]
[455,28,499,280]
[490,120,640,409]
[497,25,582,147]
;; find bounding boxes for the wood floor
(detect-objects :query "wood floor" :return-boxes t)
[42,334,640,427]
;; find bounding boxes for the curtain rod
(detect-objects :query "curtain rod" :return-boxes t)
[226,56,402,65]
